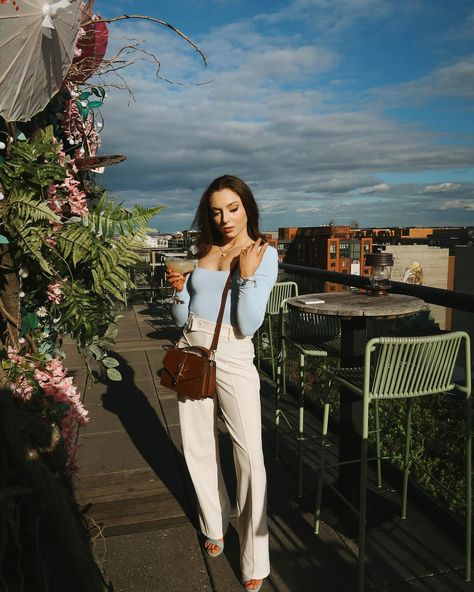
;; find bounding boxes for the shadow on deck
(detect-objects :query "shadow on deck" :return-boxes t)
[70,303,470,592]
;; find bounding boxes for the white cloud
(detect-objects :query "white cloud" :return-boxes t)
[358,183,391,194]
[295,206,323,214]
[421,182,462,193]
[439,200,474,211]
[445,9,474,41]
[247,46,338,80]
[257,0,397,33]
[372,55,474,106]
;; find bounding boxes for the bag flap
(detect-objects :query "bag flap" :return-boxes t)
[162,348,212,383]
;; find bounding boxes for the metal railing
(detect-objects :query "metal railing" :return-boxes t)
[279,263,474,313]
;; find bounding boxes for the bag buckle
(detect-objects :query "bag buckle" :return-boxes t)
[173,359,186,386]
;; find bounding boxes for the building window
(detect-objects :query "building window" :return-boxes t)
[339,241,349,257]
[350,242,361,259]
[329,242,337,259]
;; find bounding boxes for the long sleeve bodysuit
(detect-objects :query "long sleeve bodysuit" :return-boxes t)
[171,245,278,336]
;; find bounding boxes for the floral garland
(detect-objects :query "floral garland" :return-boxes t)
[4,347,88,471]
[1,15,108,473]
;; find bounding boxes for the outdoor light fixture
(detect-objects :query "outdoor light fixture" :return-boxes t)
[365,252,394,296]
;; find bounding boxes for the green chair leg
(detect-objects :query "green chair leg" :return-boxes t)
[256,326,261,370]
[281,336,287,396]
[374,400,382,488]
[275,351,282,461]
[401,399,414,520]
[314,402,330,534]
[268,314,275,381]
[465,395,472,581]
[358,437,369,592]
[298,353,305,498]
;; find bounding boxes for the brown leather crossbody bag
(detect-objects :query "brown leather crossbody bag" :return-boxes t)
[160,264,237,400]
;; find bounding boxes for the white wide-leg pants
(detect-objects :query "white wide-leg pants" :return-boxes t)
[177,314,270,580]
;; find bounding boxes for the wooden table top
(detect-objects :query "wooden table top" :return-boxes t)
[287,291,428,320]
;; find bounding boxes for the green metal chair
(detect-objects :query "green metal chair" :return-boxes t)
[275,302,341,497]
[314,332,472,590]
[256,281,298,381]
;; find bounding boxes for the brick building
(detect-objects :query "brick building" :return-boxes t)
[282,225,372,291]
[355,227,433,244]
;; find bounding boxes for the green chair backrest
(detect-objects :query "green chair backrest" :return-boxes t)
[286,304,341,344]
[367,332,471,399]
[266,282,299,315]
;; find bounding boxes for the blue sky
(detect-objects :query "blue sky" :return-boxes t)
[96,0,474,232]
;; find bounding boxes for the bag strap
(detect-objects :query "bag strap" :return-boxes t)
[209,261,239,352]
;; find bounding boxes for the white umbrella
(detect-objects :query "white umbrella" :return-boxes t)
[0,0,82,122]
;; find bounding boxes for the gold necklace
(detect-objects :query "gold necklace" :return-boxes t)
[217,241,252,257]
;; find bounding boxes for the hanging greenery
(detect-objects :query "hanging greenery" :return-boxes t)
[0,4,207,587]
[0,61,164,482]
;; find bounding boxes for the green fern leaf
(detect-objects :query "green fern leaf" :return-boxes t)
[57,223,93,266]
[101,277,126,301]
[8,189,60,223]
[9,221,53,274]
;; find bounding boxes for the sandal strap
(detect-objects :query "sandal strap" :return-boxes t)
[241,576,263,591]
[205,537,224,550]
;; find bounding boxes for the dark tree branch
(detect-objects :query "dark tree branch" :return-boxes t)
[84,14,208,66]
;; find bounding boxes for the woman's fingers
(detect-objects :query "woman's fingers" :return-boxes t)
[166,270,185,289]
[257,242,268,260]
[247,237,261,254]
[239,237,268,277]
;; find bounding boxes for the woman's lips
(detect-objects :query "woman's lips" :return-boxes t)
[222,227,233,233]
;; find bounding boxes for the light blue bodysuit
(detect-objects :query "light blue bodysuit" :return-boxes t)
[171,246,279,336]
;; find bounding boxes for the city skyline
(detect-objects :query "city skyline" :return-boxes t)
[98,0,474,232]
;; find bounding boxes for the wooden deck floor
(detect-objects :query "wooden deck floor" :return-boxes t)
[69,303,472,591]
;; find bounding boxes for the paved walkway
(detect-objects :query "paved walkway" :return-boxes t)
[69,304,471,592]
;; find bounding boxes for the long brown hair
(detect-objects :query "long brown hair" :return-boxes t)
[192,175,263,258]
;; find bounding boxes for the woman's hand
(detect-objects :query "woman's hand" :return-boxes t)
[166,269,185,292]
[239,238,268,278]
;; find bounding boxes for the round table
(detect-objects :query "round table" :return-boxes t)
[287,291,428,501]
[287,292,427,319]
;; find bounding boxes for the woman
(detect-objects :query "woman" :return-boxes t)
[167,175,278,591]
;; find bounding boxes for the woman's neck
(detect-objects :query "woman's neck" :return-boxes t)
[221,233,251,249]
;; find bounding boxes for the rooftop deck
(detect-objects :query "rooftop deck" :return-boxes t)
[70,303,471,591]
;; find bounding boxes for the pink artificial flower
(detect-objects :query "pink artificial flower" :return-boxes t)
[70,158,78,174]
[59,172,88,216]
[58,150,67,167]
[7,346,22,364]
[47,183,65,216]
[46,358,66,377]
[47,280,63,304]
[6,349,90,472]
[11,375,34,401]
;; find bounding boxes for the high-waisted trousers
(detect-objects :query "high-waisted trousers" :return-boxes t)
[177,314,270,580]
